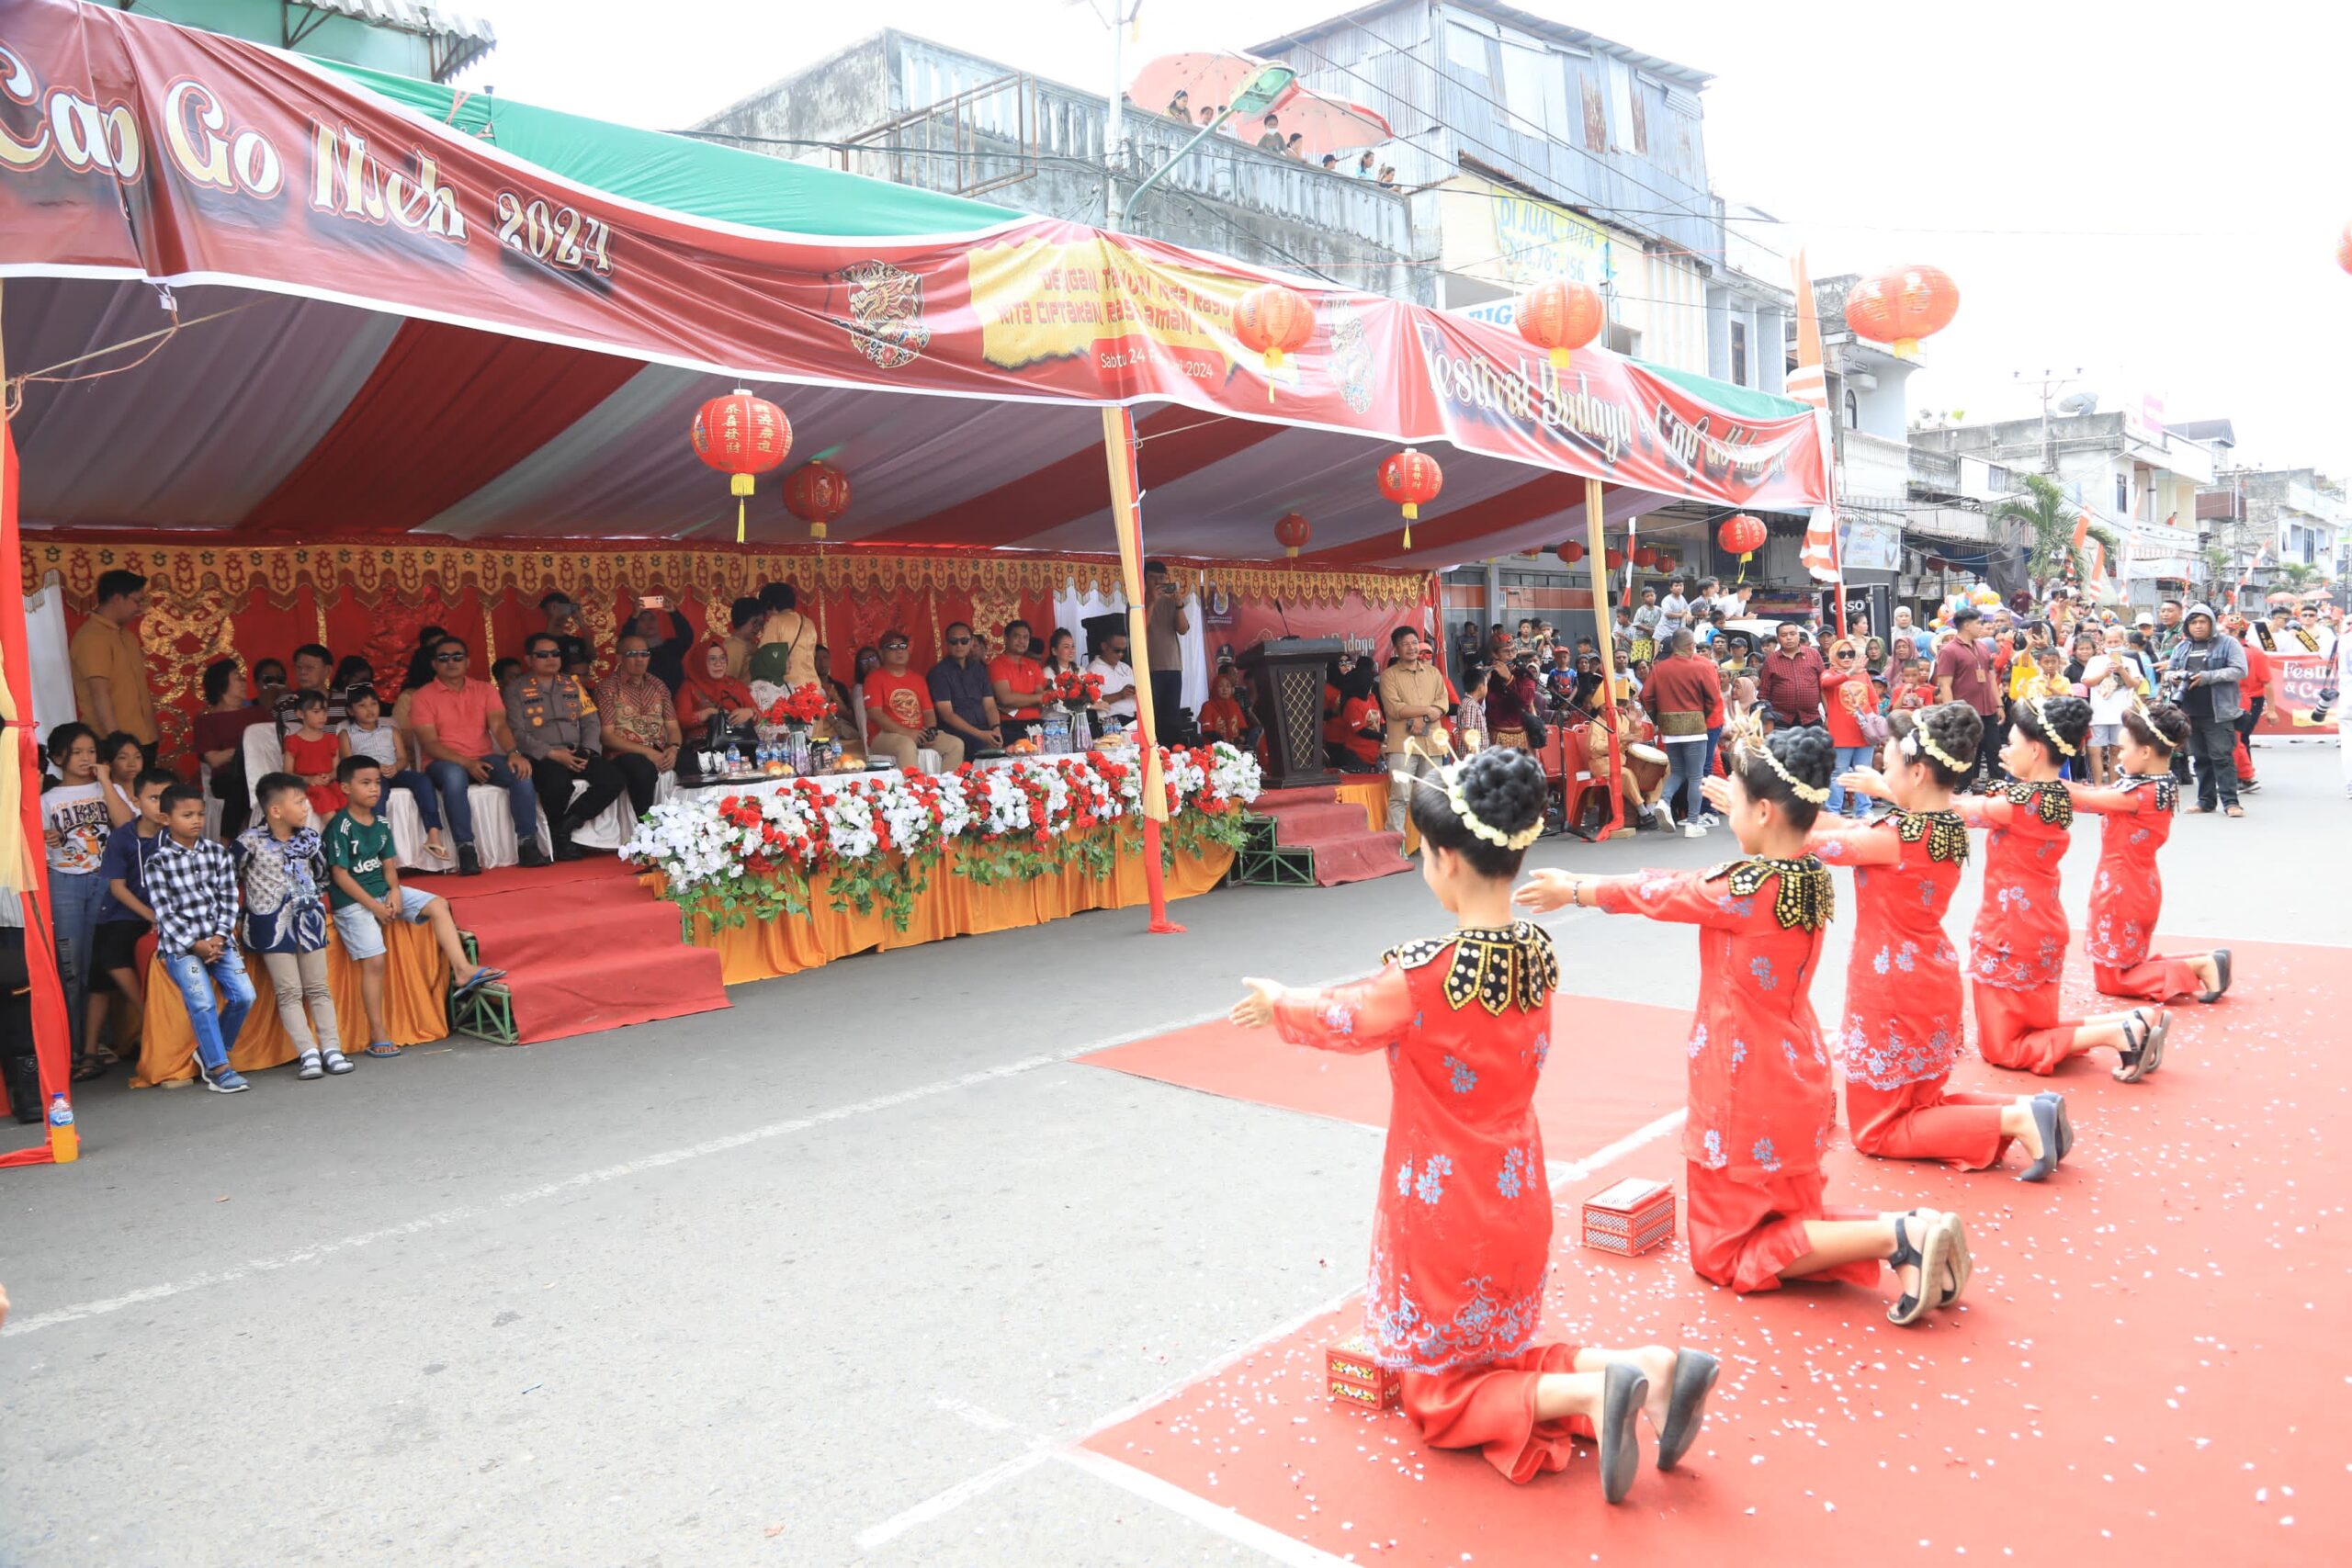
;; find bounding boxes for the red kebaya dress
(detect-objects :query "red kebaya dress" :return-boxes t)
[1590,858,1879,1294]
[2069,773,2201,1001]
[1809,810,2013,1170]
[1957,780,2082,1073]
[1272,922,1587,1483]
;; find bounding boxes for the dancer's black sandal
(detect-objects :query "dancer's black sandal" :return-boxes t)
[2018,1096,2063,1182]
[1886,1213,1950,1326]
[2113,1010,2153,1083]
[2198,949,2232,1004]
[1655,1350,1721,1472]
[1599,1360,1649,1504]
[2037,1092,2072,1162]
[2138,1009,2171,1077]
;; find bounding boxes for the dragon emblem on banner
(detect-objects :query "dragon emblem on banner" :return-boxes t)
[1327,298,1375,415]
[832,260,931,371]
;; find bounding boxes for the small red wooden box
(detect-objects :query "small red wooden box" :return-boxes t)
[1326,1334,1400,1412]
[1579,1177,1677,1257]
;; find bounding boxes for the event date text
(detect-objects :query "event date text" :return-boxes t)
[494,190,615,276]
[1099,349,1216,378]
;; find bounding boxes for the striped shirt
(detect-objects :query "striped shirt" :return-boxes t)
[145,836,240,955]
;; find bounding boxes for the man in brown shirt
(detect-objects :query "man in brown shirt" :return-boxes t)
[1376,627,1449,832]
[1143,560,1191,739]
[70,569,159,759]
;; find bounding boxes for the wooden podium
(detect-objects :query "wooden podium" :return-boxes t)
[1238,637,1341,790]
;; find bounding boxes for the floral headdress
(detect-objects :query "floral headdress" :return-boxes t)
[1900,723,1966,774]
[1726,710,1829,806]
[1434,758,1544,852]
[2028,695,2077,758]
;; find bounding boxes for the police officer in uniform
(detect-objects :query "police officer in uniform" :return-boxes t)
[505,632,628,861]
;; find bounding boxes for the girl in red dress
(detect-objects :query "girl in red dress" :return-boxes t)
[1519,724,1971,1326]
[1824,705,2067,1180]
[280,690,346,821]
[1961,695,2168,1081]
[2067,702,2231,1004]
[1231,749,1720,1502]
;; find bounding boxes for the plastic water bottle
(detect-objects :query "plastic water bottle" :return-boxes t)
[47,1091,77,1164]
[724,739,743,776]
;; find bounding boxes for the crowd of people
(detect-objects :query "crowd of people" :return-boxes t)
[1151,88,1398,185]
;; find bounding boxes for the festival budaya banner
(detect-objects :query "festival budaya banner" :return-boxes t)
[0,0,1826,514]
[2256,652,2340,737]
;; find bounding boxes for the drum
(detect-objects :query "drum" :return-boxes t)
[1625,742,1668,768]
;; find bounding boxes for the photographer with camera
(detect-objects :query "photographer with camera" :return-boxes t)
[2161,604,2247,817]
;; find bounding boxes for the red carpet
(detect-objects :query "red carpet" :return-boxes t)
[1253,784,1411,886]
[1080,940,2351,1565]
[435,856,728,1044]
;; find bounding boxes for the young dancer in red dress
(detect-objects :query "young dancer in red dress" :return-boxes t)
[1961,695,2167,1081]
[1824,705,2067,1180]
[1519,723,1971,1325]
[1230,749,1719,1502]
[2068,702,2232,1005]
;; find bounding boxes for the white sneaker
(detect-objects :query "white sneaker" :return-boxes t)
[1682,823,1708,839]
[1699,812,1722,827]
[1655,801,1675,830]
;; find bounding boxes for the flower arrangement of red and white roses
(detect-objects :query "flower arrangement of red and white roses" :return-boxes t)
[758,682,835,728]
[1050,668,1104,708]
[624,743,1262,929]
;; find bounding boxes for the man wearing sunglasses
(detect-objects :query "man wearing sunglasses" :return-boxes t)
[863,634,965,773]
[505,634,628,861]
[407,637,542,875]
[927,622,1004,757]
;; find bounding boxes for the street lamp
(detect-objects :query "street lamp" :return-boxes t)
[1118,63,1298,229]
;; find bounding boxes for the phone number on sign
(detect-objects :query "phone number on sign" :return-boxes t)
[494,191,615,276]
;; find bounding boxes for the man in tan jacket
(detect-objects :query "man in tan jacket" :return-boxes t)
[1376,627,1449,833]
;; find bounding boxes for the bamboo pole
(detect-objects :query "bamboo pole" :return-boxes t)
[1581,476,1629,838]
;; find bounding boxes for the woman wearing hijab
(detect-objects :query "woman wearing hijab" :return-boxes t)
[675,639,757,734]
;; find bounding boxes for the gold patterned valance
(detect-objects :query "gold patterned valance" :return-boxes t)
[18,538,1429,613]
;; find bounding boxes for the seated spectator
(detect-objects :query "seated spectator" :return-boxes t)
[236,773,349,1080]
[91,767,177,1066]
[97,729,143,828]
[507,633,628,862]
[408,636,539,876]
[332,655,376,716]
[1196,671,1258,750]
[537,592,594,678]
[146,782,254,1093]
[194,658,273,841]
[327,755,503,1058]
[1889,657,1937,714]
[853,645,883,685]
[1332,662,1385,772]
[281,690,346,823]
[1084,620,1138,724]
[251,657,289,712]
[627,594,695,693]
[490,656,524,694]
[341,683,445,861]
[720,595,763,682]
[275,642,344,734]
[989,620,1052,744]
[42,723,113,1080]
[814,644,855,718]
[595,632,683,818]
[1042,626,1080,681]
[928,621,1003,757]
[676,638,756,736]
[69,568,158,766]
[863,632,965,773]
[398,626,450,696]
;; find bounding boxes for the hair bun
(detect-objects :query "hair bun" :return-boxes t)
[1769,724,1838,790]
[1458,747,1545,836]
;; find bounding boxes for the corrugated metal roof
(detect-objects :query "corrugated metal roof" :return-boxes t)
[1253,0,1711,90]
[299,0,494,41]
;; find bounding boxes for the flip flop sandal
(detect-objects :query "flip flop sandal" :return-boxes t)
[2018,1096,2063,1182]
[2112,1010,2153,1083]
[452,967,507,1000]
[71,1055,110,1082]
[364,1042,402,1058]
[2038,1092,2073,1162]
[1655,1350,1721,1472]
[1598,1360,1648,1504]
[1887,1213,1949,1326]
[1936,1213,1973,1310]
[2198,949,2232,1003]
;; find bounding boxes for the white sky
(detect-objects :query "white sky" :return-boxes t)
[457,0,2352,477]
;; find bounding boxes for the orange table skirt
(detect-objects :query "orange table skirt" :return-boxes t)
[1332,777,1422,853]
[673,840,1235,986]
[132,922,452,1087]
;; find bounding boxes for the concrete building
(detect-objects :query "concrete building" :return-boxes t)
[1910,406,2219,609]
[116,0,494,81]
[1250,1,1778,383]
[691,31,1416,298]
[2208,467,2347,591]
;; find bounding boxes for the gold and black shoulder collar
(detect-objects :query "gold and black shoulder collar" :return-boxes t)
[2118,772,2178,814]
[1883,806,1970,864]
[1713,854,1836,932]
[2000,778,2074,829]
[1385,921,1559,1014]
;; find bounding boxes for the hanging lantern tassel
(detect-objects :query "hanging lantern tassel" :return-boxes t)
[692,388,793,547]
[732,474,753,543]
[1376,446,1443,556]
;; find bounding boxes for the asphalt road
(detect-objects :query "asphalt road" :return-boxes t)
[3,739,2344,1567]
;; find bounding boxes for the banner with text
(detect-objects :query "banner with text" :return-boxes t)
[2255,652,2339,737]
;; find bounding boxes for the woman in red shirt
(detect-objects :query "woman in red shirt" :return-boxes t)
[1823,705,2065,1179]
[2067,703,2230,1004]
[1959,696,2166,1078]
[1819,638,1874,819]
[1232,750,1718,1500]
[1520,725,1972,1325]
[1325,660,1384,770]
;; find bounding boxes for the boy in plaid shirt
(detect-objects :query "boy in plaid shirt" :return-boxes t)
[145,784,256,1093]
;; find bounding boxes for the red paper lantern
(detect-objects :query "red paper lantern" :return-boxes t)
[1555,540,1586,566]
[2338,222,2352,275]
[692,389,792,543]
[1514,279,1605,371]
[1603,547,1625,570]
[1843,265,1961,359]
[1927,555,1948,572]
[783,458,852,542]
[1717,513,1768,558]
[1632,546,1658,570]
[1234,284,1315,400]
[1272,511,1314,558]
[1375,447,1443,549]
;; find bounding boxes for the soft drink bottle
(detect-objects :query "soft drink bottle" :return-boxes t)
[47,1091,77,1164]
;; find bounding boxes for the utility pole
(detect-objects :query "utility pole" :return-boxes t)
[2013,367,2083,476]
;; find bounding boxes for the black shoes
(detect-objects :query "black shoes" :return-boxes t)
[517,841,551,868]
[457,843,482,877]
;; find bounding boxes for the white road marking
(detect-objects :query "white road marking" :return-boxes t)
[1055,1450,1360,1567]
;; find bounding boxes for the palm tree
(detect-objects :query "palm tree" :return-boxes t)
[1991,473,2085,585]
[2278,561,2321,594]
